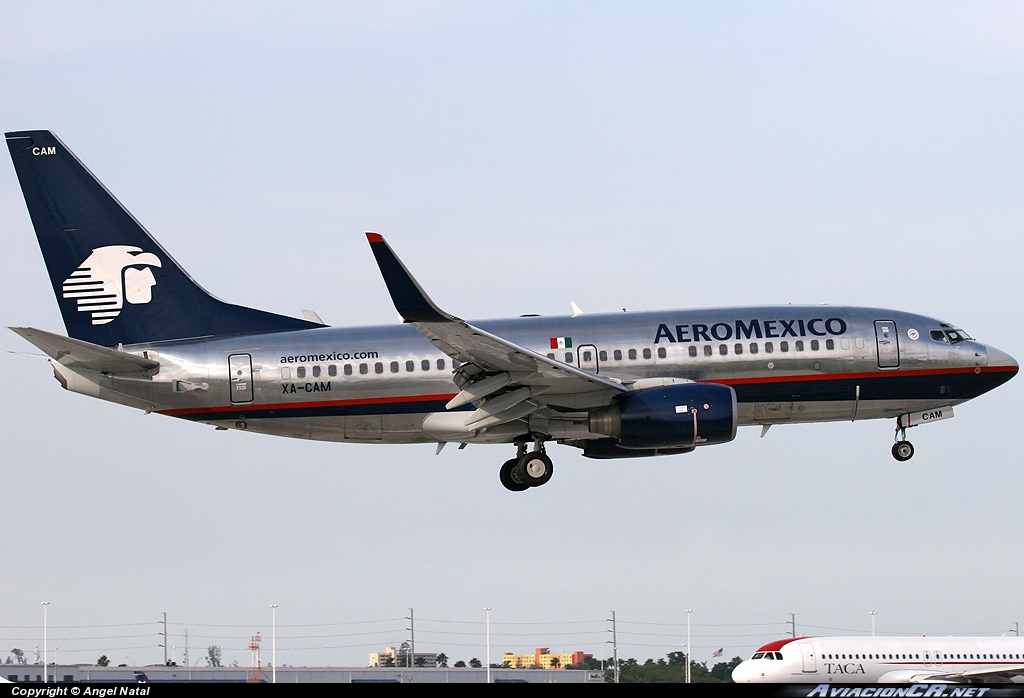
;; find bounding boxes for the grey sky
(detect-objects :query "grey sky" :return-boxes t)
[1,1,1022,669]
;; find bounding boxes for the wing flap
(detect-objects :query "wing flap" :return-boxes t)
[10,326,159,374]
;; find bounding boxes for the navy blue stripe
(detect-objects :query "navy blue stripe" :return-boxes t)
[171,371,1012,422]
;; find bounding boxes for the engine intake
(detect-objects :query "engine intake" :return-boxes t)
[589,383,738,450]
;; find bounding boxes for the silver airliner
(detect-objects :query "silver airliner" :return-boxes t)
[6,131,1017,490]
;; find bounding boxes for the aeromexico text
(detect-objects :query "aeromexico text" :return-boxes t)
[654,317,848,344]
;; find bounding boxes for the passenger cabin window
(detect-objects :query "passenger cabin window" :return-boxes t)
[614,350,623,360]
[703,345,712,357]
[374,362,384,374]
[406,360,414,372]
[564,352,573,363]
[780,341,789,352]
[826,339,835,350]
[689,346,697,357]
[547,353,555,360]
[642,348,652,360]
[296,366,306,378]
[734,343,743,355]
[719,344,728,356]
[795,340,804,351]
[312,366,321,377]
[749,343,758,354]
[422,359,431,371]
[765,342,773,353]
[390,361,399,373]
[328,365,337,377]
[628,349,637,360]
[281,367,291,380]
[600,350,608,361]
[583,350,592,362]
[437,359,446,370]
[359,363,368,374]
[810,340,819,351]
[657,347,666,359]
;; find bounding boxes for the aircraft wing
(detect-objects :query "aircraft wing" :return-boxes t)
[365,233,625,429]
[928,666,1024,683]
[10,326,159,374]
[891,666,1024,684]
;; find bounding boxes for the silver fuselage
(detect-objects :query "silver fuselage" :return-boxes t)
[54,305,1016,447]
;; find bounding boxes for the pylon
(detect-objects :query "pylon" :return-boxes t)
[247,632,263,683]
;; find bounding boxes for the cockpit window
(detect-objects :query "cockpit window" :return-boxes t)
[930,328,973,344]
[751,652,765,659]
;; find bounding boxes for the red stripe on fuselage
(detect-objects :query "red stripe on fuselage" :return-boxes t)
[158,393,458,417]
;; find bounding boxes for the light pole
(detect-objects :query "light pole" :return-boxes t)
[270,605,278,683]
[870,611,877,637]
[686,610,693,684]
[41,602,49,683]
[485,607,491,684]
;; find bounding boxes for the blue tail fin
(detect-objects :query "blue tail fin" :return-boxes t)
[5,130,321,346]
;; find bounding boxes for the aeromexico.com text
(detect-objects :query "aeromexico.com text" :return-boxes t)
[280,351,378,364]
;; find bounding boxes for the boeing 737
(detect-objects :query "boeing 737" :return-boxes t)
[732,636,1024,684]
[5,130,1018,490]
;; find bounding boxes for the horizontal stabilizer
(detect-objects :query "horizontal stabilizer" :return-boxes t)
[10,326,159,374]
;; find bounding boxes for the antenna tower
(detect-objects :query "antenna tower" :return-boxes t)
[247,632,263,683]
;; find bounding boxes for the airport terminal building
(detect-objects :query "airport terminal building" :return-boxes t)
[5,664,604,684]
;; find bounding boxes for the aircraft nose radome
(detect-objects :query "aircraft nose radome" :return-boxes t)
[730,661,755,683]
[987,345,1018,370]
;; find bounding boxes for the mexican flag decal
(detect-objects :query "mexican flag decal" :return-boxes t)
[549,336,572,349]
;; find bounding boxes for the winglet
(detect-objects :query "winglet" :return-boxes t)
[365,233,455,323]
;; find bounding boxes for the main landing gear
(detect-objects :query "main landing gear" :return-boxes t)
[499,440,554,491]
[892,419,915,462]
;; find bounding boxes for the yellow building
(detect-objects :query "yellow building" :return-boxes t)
[502,648,591,669]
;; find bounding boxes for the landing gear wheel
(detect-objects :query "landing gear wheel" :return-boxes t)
[516,451,554,487]
[499,458,529,492]
[892,440,914,462]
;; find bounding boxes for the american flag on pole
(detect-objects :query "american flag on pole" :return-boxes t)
[712,648,724,658]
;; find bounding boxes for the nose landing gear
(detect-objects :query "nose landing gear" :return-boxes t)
[892,420,915,462]
[499,439,554,491]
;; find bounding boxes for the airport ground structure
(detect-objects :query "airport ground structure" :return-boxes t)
[5,664,603,684]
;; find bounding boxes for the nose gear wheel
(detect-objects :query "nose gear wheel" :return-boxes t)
[892,419,915,461]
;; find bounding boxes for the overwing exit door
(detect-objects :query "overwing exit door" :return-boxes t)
[577,344,600,374]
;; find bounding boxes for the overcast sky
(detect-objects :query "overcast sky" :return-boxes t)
[1,1,1022,670]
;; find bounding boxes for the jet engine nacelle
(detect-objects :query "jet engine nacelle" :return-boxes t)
[588,383,738,450]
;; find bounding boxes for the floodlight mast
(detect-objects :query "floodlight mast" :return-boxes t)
[271,605,278,683]
[485,607,492,684]
[41,602,49,684]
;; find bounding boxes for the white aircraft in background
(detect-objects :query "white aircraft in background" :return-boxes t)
[732,636,1024,684]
